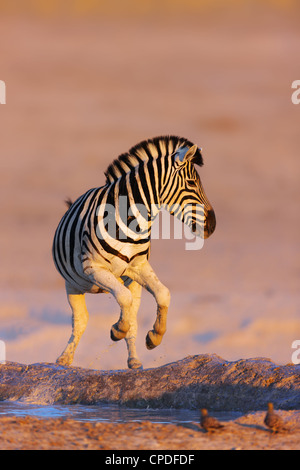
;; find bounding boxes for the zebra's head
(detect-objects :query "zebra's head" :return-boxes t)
[161,143,216,239]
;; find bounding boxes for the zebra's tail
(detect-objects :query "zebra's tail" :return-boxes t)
[65,198,73,209]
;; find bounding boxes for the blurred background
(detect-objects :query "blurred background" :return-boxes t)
[0,0,299,369]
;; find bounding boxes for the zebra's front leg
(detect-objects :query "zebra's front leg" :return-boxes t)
[125,281,143,369]
[84,266,132,341]
[132,260,170,350]
[146,304,169,350]
[56,284,89,366]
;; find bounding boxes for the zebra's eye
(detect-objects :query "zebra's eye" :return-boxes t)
[187,179,197,188]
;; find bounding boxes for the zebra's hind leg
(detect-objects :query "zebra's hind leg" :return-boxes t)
[56,284,89,366]
[125,281,143,369]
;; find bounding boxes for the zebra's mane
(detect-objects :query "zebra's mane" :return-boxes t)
[104,135,203,184]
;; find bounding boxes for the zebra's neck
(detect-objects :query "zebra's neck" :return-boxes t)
[102,135,200,235]
[110,158,163,225]
[100,156,174,246]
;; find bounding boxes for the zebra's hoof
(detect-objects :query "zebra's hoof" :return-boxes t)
[127,357,143,369]
[56,355,72,367]
[110,320,129,342]
[145,330,162,350]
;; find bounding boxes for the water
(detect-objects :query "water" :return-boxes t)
[0,401,242,424]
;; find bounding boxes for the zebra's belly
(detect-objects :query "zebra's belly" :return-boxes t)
[79,275,132,295]
[78,253,147,294]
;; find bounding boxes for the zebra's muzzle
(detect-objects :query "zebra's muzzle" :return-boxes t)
[204,209,216,238]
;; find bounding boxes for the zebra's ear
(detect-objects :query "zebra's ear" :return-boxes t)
[175,145,198,165]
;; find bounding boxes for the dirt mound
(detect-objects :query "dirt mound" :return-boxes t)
[0,355,299,411]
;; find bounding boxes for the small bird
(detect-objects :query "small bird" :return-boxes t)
[264,403,287,433]
[200,408,224,432]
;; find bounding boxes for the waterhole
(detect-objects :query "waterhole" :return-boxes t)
[0,401,242,424]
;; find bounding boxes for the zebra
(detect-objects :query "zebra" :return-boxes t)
[52,135,216,369]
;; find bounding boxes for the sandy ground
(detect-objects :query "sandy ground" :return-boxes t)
[0,411,299,450]
[0,1,299,450]
[0,6,299,370]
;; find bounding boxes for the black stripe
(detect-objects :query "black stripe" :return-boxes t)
[60,192,89,261]
[68,192,96,273]
[142,143,153,160]
[129,248,149,262]
[146,160,159,205]
[78,188,104,241]
[165,175,181,203]
[137,164,151,206]
[97,236,129,263]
